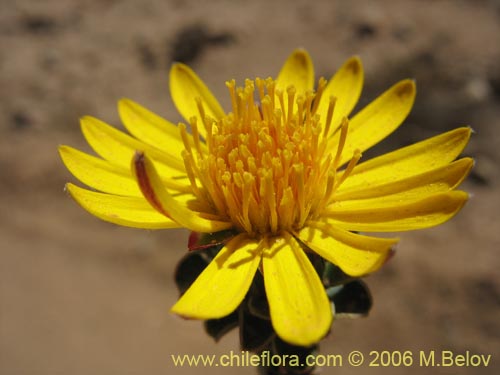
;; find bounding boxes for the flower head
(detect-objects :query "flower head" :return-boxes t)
[60,49,472,346]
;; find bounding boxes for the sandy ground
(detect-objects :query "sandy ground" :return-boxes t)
[1,0,499,374]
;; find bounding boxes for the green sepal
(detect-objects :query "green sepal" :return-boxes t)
[265,336,318,375]
[247,270,270,320]
[322,261,357,287]
[204,310,240,342]
[174,249,213,294]
[239,303,275,352]
[329,280,372,318]
[188,229,238,251]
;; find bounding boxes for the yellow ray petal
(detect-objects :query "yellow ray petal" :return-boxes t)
[339,127,472,191]
[298,223,397,277]
[333,79,416,166]
[316,56,363,132]
[66,183,180,229]
[81,116,186,178]
[326,191,469,232]
[59,145,143,196]
[276,49,315,94]
[263,232,332,346]
[171,234,262,319]
[335,158,474,202]
[132,151,232,233]
[169,62,224,138]
[118,98,193,156]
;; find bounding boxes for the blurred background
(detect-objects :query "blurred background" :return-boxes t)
[1,0,499,374]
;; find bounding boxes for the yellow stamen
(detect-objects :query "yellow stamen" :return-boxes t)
[323,96,337,137]
[266,77,276,108]
[226,80,238,118]
[179,123,192,154]
[334,149,362,191]
[296,94,305,124]
[304,90,314,124]
[286,86,296,124]
[195,97,209,134]
[189,117,203,157]
[333,117,349,170]
[255,77,266,103]
[181,150,202,199]
[179,78,362,236]
[311,77,327,116]
[276,89,286,123]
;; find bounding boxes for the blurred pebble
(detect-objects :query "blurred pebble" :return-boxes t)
[137,41,158,71]
[464,77,491,102]
[468,154,497,186]
[392,24,415,42]
[20,15,57,34]
[467,278,500,306]
[354,23,377,39]
[11,111,32,130]
[169,24,235,64]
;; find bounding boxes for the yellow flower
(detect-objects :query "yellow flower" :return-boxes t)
[59,49,472,346]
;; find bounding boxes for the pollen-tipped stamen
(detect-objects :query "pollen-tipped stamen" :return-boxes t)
[189,117,204,157]
[334,149,362,191]
[333,117,350,170]
[323,96,337,138]
[179,123,192,154]
[311,77,327,116]
[177,77,356,235]
[195,97,207,131]
[181,150,202,199]
[255,77,266,103]
[226,80,239,118]
[276,89,286,124]
[286,86,296,124]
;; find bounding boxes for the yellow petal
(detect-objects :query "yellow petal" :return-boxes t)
[317,56,363,132]
[132,152,232,233]
[276,49,314,94]
[171,234,262,319]
[263,232,332,346]
[59,145,143,196]
[118,98,192,156]
[326,191,469,232]
[169,62,224,138]
[66,183,179,229]
[81,116,186,178]
[339,127,472,190]
[333,79,416,166]
[298,223,397,277]
[335,158,474,202]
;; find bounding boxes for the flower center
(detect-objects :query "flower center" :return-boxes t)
[179,78,360,236]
